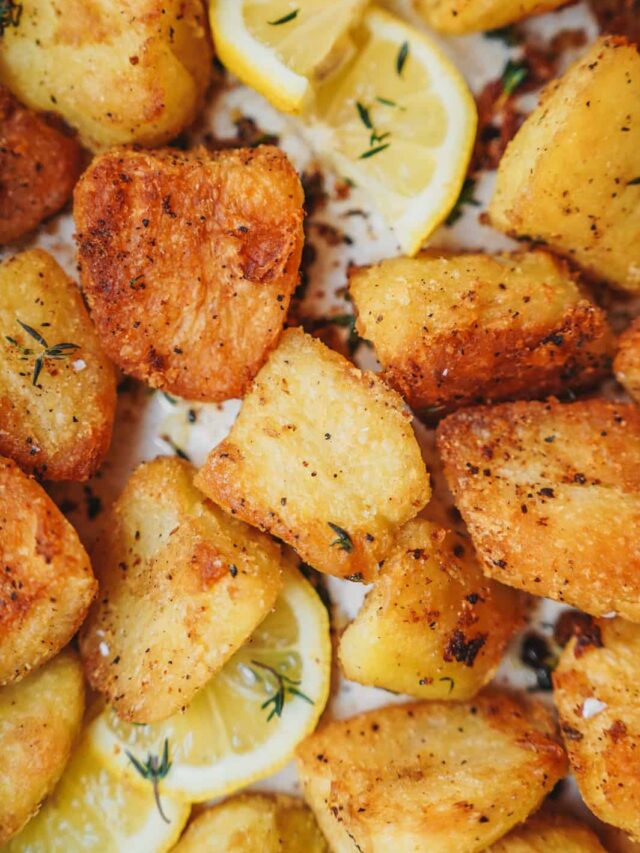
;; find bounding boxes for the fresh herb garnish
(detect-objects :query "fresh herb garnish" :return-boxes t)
[355,102,392,159]
[0,0,22,36]
[501,59,528,96]
[359,143,390,159]
[446,177,481,226]
[356,101,373,130]
[268,8,299,25]
[162,391,177,405]
[439,676,455,694]
[160,434,190,461]
[7,320,80,386]
[396,40,409,76]
[376,96,405,110]
[125,739,172,824]
[627,177,640,186]
[328,522,353,552]
[485,25,520,46]
[250,660,313,722]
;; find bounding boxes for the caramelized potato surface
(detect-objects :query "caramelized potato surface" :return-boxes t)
[487,810,606,851]
[195,329,431,581]
[437,399,640,621]
[0,249,116,481]
[74,146,304,402]
[415,0,567,34]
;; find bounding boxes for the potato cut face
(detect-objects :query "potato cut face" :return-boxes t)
[195,329,431,581]
[79,456,284,723]
[0,249,116,481]
[0,457,96,685]
[74,146,304,402]
[0,86,82,244]
[415,0,567,33]
[350,251,612,414]
[487,810,607,852]
[296,693,567,853]
[490,37,640,292]
[614,319,640,403]
[338,518,523,699]
[0,0,211,151]
[0,649,84,844]
[437,399,640,621]
[554,617,640,841]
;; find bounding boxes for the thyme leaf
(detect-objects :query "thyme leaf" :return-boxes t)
[356,101,372,130]
[268,8,299,25]
[439,676,455,694]
[485,25,520,46]
[160,434,190,461]
[396,40,409,76]
[125,739,172,824]
[359,143,390,159]
[8,320,79,385]
[501,59,528,96]
[446,177,481,226]
[328,522,353,552]
[0,0,22,36]
[250,660,313,722]
[376,96,405,111]
[627,177,640,186]
[17,319,47,348]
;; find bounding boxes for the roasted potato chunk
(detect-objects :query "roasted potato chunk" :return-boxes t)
[173,794,328,853]
[0,0,211,151]
[0,649,84,844]
[195,329,431,581]
[437,399,640,621]
[0,249,116,481]
[487,810,607,852]
[414,0,567,34]
[296,692,567,853]
[74,145,304,402]
[0,457,96,685]
[79,456,283,723]
[350,251,612,414]
[0,86,82,244]
[614,318,640,403]
[553,617,640,841]
[338,518,523,699]
[490,38,640,292]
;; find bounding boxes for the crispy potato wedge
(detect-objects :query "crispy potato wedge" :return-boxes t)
[437,399,640,621]
[0,86,82,244]
[554,617,640,841]
[173,794,328,853]
[0,456,96,685]
[0,649,84,844]
[490,38,640,292]
[296,692,567,853]
[350,251,612,414]
[0,0,211,151]
[195,328,431,581]
[614,318,640,403]
[338,518,523,699]
[487,810,606,851]
[79,456,283,723]
[74,145,304,402]
[0,249,116,481]
[414,0,567,34]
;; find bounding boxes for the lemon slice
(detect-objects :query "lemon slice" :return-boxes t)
[209,0,368,113]
[308,6,477,255]
[88,562,331,802]
[1,738,188,853]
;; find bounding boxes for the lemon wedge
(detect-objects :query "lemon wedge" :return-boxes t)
[88,562,331,803]
[210,0,368,113]
[309,6,477,255]
[1,738,188,853]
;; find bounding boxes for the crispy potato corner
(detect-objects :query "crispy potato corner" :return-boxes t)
[415,0,567,34]
[487,810,606,851]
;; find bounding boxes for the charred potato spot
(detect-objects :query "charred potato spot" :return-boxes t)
[437,398,640,621]
[350,251,612,414]
[0,249,116,481]
[78,456,284,723]
[338,518,523,699]
[415,0,568,34]
[195,328,431,581]
[296,693,567,853]
[486,809,607,851]
[74,145,304,402]
[0,457,96,685]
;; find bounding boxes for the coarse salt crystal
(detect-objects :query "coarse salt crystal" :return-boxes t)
[72,359,87,372]
[98,641,110,657]
[582,698,607,719]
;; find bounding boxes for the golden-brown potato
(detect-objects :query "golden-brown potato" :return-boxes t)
[0,457,96,685]
[486,810,607,852]
[614,318,640,402]
[79,455,283,723]
[173,794,328,853]
[195,328,431,581]
[338,518,523,699]
[414,0,567,34]
[553,617,640,841]
[490,38,640,293]
[0,0,211,151]
[296,692,567,853]
[0,649,84,844]
[0,249,116,481]
[437,399,640,621]
[0,86,82,244]
[350,251,612,414]
[74,145,304,402]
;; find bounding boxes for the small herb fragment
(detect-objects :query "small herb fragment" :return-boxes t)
[376,96,405,110]
[439,676,455,694]
[125,739,172,824]
[160,434,190,461]
[485,25,520,46]
[7,320,80,386]
[0,0,22,36]
[356,101,373,130]
[396,40,409,76]
[328,522,353,553]
[250,660,313,722]
[268,8,299,25]
[627,177,640,186]
[446,177,481,226]
[359,143,390,159]
[501,59,528,96]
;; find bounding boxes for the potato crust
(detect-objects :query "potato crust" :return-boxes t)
[0,87,82,244]
[350,251,612,414]
[74,145,304,402]
[79,456,284,723]
[338,518,524,699]
[296,692,567,853]
[415,0,567,34]
[0,249,116,481]
[0,457,96,685]
[437,398,640,620]
[195,328,431,581]
[486,810,607,852]
[614,318,640,403]
[554,617,640,841]
[0,649,84,844]
[489,37,640,292]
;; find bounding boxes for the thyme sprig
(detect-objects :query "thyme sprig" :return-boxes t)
[6,320,79,386]
[355,101,392,160]
[125,739,172,824]
[268,8,299,25]
[250,660,313,722]
[0,0,22,36]
[328,522,353,553]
